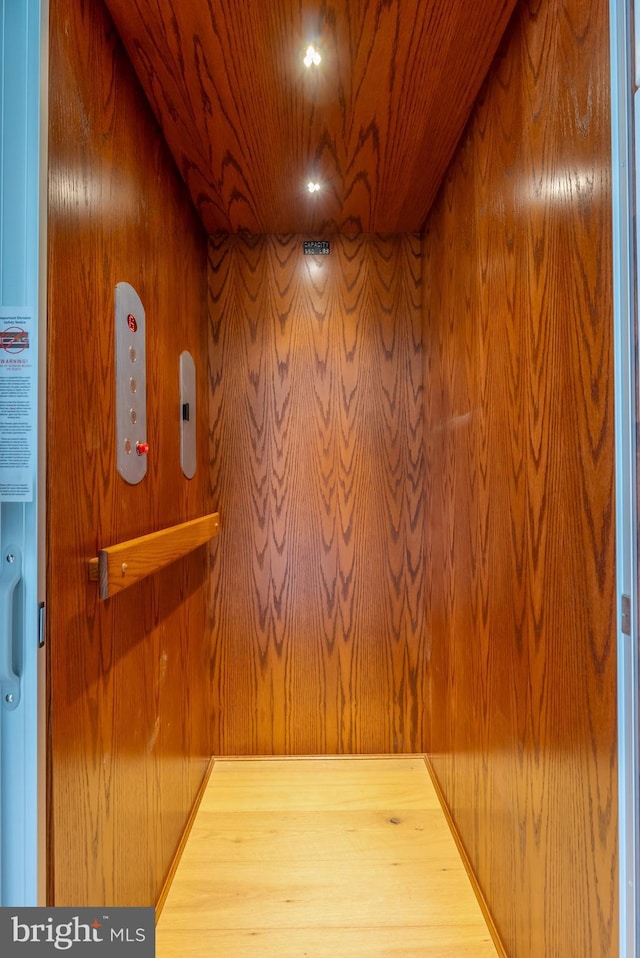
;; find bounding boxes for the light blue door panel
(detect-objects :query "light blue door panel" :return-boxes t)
[0,0,44,906]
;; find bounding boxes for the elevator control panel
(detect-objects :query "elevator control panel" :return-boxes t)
[180,351,196,479]
[115,282,148,484]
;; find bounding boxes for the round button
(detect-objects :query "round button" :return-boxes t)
[136,441,149,456]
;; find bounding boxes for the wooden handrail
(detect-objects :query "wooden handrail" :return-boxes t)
[88,512,220,600]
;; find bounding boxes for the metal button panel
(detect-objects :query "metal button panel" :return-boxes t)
[115,283,148,484]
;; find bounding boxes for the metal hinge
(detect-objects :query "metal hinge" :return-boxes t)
[621,594,631,636]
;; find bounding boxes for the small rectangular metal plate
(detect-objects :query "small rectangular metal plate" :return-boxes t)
[179,351,196,479]
[303,240,330,255]
[621,594,631,636]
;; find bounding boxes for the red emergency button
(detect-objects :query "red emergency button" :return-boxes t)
[136,441,149,456]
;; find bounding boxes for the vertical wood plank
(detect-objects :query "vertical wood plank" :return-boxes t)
[208,234,426,754]
[422,0,617,955]
[47,0,211,906]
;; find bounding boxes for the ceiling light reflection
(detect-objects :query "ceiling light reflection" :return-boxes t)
[303,44,321,68]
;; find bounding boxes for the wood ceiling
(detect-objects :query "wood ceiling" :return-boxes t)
[103,0,517,235]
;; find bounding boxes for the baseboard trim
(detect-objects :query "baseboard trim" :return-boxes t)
[155,755,216,922]
[422,754,508,958]
[209,752,426,761]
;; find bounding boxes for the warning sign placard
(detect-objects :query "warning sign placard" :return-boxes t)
[0,308,35,502]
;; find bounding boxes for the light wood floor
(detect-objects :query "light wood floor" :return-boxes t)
[156,756,501,957]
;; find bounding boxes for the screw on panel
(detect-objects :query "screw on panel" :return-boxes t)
[6,694,14,704]
[6,553,15,563]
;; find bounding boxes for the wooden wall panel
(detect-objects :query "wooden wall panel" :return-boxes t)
[422,0,617,956]
[208,234,426,754]
[47,0,211,905]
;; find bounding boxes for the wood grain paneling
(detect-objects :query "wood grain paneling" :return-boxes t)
[47,0,211,906]
[208,234,425,754]
[422,0,617,955]
[101,0,517,235]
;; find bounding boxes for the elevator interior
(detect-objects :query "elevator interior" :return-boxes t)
[45,1,619,956]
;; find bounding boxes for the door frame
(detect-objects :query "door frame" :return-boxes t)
[610,0,640,954]
[37,0,48,908]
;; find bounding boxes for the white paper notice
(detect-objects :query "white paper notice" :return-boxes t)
[0,308,35,502]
